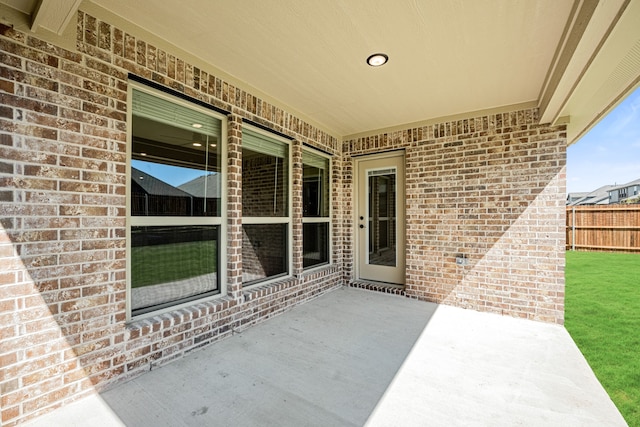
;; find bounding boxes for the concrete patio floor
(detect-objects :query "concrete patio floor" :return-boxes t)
[24,287,626,426]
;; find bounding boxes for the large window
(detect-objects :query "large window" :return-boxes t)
[241,127,291,285]
[128,86,225,317]
[302,149,330,268]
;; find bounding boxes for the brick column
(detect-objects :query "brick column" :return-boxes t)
[331,155,343,271]
[291,139,303,276]
[341,154,354,283]
[226,114,243,301]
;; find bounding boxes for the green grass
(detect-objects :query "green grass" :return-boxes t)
[565,251,640,426]
[132,241,217,287]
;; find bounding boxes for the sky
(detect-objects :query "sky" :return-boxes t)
[132,159,207,187]
[567,86,640,193]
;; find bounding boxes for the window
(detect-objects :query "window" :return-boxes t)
[128,86,225,317]
[241,127,291,284]
[368,168,396,267]
[302,149,330,268]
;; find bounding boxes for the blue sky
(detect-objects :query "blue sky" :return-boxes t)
[132,159,207,187]
[567,86,640,193]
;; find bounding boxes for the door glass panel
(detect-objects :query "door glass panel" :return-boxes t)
[368,168,396,267]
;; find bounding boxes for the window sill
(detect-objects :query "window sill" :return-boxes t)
[242,276,297,302]
[126,293,237,333]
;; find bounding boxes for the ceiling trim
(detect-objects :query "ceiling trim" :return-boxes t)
[539,0,631,126]
[571,74,640,146]
[538,0,599,120]
[559,0,640,145]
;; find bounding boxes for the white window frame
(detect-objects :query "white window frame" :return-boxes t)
[126,82,227,321]
[302,147,332,270]
[241,124,293,287]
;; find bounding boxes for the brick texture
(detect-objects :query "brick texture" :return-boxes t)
[0,14,341,426]
[0,8,565,427]
[343,111,566,324]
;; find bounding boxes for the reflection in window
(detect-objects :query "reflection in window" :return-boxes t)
[303,222,329,268]
[242,224,288,284]
[368,169,396,267]
[131,90,222,217]
[131,226,219,315]
[302,149,331,269]
[241,127,290,285]
[129,87,224,317]
[241,128,288,218]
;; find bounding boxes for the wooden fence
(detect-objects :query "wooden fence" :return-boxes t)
[566,205,640,252]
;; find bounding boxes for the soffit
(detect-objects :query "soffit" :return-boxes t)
[82,0,572,137]
[552,0,640,145]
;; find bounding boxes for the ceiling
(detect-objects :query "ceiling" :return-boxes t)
[2,0,640,143]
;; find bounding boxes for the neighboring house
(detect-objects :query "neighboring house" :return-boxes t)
[178,173,221,199]
[567,179,640,206]
[608,178,640,204]
[131,167,197,215]
[566,192,588,204]
[131,168,223,216]
[567,185,617,206]
[1,1,640,426]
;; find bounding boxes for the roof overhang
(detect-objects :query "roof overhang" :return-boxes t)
[539,0,640,145]
[1,0,639,144]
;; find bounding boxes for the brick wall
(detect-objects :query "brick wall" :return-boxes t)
[343,111,566,324]
[0,7,566,427]
[0,11,342,426]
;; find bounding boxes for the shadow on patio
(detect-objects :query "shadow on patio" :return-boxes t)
[24,287,625,427]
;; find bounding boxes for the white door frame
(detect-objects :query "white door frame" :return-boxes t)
[354,151,405,284]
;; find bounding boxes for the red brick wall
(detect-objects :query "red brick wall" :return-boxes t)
[343,112,566,324]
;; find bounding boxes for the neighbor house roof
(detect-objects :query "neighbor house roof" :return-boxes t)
[131,167,193,198]
[178,174,221,198]
[608,178,640,191]
[566,192,589,204]
[567,185,617,206]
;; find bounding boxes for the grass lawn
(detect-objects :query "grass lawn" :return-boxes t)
[565,251,640,426]
[132,240,217,287]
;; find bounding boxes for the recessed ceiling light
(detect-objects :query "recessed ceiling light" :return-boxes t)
[192,123,203,128]
[367,53,388,67]
[192,142,202,147]
[210,143,217,148]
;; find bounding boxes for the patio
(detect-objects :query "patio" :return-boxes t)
[24,287,625,427]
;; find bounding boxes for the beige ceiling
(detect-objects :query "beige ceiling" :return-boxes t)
[2,0,640,142]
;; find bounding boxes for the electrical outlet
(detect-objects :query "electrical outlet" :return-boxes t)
[456,255,469,266]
